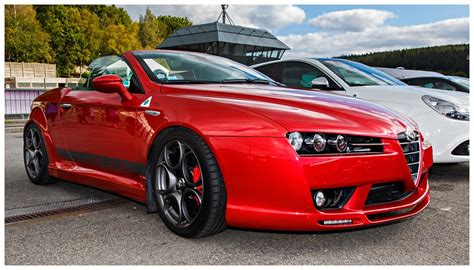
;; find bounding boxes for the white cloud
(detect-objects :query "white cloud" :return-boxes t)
[122,5,305,32]
[280,17,469,58]
[122,6,468,58]
[308,9,396,32]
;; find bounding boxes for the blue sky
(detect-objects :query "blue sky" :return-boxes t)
[277,5,469,35]
[123,5,469,57]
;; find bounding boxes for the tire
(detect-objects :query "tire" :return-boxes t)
[23,123,55,185]
[148,127,227,238]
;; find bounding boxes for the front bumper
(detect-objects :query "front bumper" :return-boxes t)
[208,136,432,231]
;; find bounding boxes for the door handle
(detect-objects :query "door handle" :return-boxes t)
[60,103,73,109]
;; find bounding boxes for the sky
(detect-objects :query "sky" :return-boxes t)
[121,5,469,58]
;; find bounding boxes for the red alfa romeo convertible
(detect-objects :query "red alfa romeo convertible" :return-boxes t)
[24,50,433,238]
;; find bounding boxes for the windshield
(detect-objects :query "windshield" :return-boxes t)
[319,59,406,87]
[134,51,276,85]
[449,76,470,87]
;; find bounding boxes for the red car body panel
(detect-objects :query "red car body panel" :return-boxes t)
[26,50,433,231]
[210,136,431,230]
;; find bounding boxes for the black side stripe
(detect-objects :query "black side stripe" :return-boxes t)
[57,148,145,175]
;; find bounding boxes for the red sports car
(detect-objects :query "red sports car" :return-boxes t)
[24,50,433,238]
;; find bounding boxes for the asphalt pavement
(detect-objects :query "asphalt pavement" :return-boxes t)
[4,132,469,265]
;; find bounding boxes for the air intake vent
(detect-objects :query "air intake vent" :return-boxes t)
[347,136,385,153]
[452,140,469,156]
[365,181,410,205]
[398,131,421,184]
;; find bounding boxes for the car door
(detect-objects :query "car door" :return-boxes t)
[58,56,145,178]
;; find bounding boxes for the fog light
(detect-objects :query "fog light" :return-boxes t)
[312,187,355,210]
[322,219,352,225]
[314,191,326,208]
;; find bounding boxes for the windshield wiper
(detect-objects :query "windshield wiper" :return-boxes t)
[161,78,284,86]
[161,80,213,84]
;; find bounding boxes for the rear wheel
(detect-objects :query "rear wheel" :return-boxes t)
[23,123,55,185]
[150,128,227,238]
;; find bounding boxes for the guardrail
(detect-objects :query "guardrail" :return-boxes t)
[5,89,45,116]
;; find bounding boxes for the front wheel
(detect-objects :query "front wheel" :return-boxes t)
[149,128,227,238]
[23,123,55,185]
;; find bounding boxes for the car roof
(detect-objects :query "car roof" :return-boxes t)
[251,57,355,68]
[401,76,449,81]
[314,58,349,62]
[376,67,444,79]
[401,76,449,80]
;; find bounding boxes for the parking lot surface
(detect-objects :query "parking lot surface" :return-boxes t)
[4,132,469,265]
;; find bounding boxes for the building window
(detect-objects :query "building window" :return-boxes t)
[17,82,31,88]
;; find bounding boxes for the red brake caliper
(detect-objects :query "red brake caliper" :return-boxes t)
[192,166,203,204]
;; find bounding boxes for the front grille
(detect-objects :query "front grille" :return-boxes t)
[398,132,421,184]
[365,181,410,205]
[452,140,469,156]
[347,136,385,153]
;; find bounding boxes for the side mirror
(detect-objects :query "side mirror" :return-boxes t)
[311,77,330,89]
[92,75,133,101]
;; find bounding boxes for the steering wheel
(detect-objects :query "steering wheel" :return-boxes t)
[153,69,168,81]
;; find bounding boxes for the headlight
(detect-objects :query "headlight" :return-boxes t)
[422,95,469,121]
[328,134,348,152]
[307,133,326,152]
[287,132,384,155]
[287,132,303,151]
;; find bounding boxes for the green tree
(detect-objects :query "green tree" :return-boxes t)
[101,22,141,55]
[157,15,192,37]
[341,44,469,77]
[82,5,132,28]
[35,5,83,76]
[8,5,193,77]
[5,5,53,63]
[138,8,167,49]
[76,8,102,76]
[35,5,103,77]
[138,8,193,49]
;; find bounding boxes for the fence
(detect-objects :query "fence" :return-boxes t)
[5,62,56,78]
[5,89,44,116]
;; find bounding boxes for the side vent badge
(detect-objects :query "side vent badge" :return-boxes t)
[140,97,152,107]
[145,110,161,117]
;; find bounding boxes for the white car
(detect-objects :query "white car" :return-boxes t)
[376,67,470,93]
[252,58,469,163]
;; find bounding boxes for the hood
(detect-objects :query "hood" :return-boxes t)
[351,85,469,108]
[162,84,413,139]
